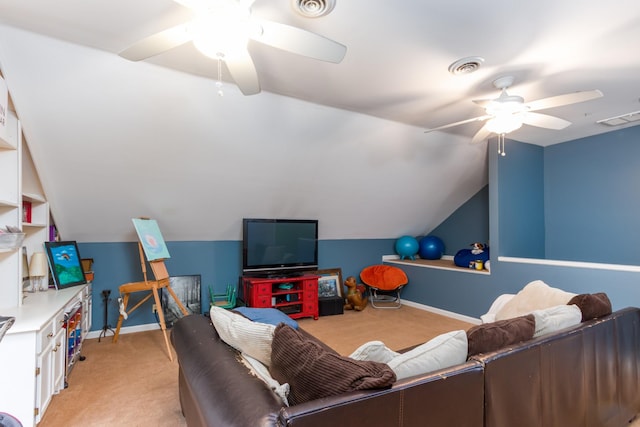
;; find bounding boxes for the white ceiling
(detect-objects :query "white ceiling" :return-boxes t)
[0,0,638,243]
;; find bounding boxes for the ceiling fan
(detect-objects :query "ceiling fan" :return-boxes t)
[119,0,347,95]
[424,76,603,144]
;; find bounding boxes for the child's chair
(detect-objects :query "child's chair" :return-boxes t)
[209,285,237,309]
[360,265,408,309]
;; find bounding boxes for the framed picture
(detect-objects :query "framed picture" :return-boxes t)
[161,275,201,328]
[309,268,344,298]
[44,241,87,289]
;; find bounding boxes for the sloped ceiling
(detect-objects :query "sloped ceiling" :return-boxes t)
[0,1,638,243]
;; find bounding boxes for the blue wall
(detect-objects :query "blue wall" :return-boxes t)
[429,185,489,255]
[544,126,640,264]
[497,141,545,258]
[78,238,395,331]
[394,130,640,318]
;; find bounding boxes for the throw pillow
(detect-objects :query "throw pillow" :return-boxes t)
[269,324,396,405]
[240,354,290,406]
[467,314,535,356]
[233,306,299,329]
[386,330,468,380]
[532,304,582,337]
[349,341,399,363]
[567,293,612,321]
[494,280,576,321]
[210,305,275,366]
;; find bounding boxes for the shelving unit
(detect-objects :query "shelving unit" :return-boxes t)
[242,275,319,320]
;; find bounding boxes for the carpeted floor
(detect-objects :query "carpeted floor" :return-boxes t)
[40,305,467,427]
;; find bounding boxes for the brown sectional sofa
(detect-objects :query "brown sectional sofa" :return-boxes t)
[170,307,640,427]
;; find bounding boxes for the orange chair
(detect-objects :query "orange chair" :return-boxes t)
[360,265,408,309]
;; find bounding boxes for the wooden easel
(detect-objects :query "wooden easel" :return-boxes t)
[113,222,188,361]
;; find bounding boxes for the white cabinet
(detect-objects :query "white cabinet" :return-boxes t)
[0,285,90,427]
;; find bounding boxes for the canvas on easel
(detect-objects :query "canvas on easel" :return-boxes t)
[132,218,170,261]
[113,218,188,361]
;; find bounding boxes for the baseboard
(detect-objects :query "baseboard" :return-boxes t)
[85,322,161,340]
[402,300,481,325]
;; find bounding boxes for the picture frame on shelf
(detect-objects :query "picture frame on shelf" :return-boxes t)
[309,268,344,298]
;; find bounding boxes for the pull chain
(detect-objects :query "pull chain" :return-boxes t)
[497,133,506,156]
[216,53,224,97]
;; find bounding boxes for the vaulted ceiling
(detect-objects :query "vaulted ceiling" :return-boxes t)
[0,1,638,243]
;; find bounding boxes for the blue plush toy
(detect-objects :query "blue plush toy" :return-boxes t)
[454,243,490,268]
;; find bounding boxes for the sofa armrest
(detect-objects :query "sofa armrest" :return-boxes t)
[171,314,283,427]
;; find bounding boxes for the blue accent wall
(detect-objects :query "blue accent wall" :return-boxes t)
[78,127,640,328]
[544,126,640,264]
[497,141,545,258]
[429,185,489,255]
[78,238,394,331]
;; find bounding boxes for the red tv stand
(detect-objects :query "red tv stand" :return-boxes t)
[242,275,319,320]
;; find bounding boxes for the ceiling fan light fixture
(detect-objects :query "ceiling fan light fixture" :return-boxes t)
[486,114,524,134]
[189,4,254,59]
[292,0,336,18]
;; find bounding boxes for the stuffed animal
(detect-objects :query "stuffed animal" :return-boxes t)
[343,276,368,311]
[470,242,485,255]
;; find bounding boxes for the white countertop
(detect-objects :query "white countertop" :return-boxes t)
[1,285,87,334]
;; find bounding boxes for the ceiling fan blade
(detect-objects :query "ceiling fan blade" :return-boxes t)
[522,112,571,130]
[526,89,603,111]
[424,115,491,133]
[472,98,492,107]
[471,123,493,144]
[224,50,261,95]
[119,24,192,61]
[254,21,347,63]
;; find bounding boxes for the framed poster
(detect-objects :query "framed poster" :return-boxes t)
[132,218,170,261]
[309,268,344,298]
[161,275,201,328]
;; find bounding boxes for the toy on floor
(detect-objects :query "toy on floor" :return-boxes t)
[343,276,368,311]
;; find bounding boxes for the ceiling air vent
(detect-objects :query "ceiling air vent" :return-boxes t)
[597,110,640,126]
[292,0,336,18]
[448,56,485,75]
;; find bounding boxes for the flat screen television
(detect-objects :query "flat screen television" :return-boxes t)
[44,241,87,289]
[242,218,318,276]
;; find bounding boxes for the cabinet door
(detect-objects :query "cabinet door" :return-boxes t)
[35,341,54,423]
[52,328,66,393]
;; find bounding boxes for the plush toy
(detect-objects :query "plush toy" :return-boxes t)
[343,276,368,311]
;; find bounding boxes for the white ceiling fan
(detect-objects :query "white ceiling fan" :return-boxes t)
[119,0,347,95]
[425,76,603,144]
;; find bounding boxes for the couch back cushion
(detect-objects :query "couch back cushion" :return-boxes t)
[269,324,396,405]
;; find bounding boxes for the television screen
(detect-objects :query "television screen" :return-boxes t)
[242,218,318,275]
[44,241,87,289]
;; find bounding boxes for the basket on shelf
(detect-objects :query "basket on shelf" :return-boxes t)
[0,233,26,249]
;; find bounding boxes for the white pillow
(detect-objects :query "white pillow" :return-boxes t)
[480,294,515,323]
[349,341,399,363]
[240,354,290,406]
[210,305,275,366]
[386,330,468,381]
[495,280,577,321]
[532,304,582,338]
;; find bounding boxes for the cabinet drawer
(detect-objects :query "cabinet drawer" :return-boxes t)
[304,281,318,291]
[54,310,66,334]
[37,319,55,354]
[254,283,271,295]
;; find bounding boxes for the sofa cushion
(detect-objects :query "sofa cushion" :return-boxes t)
[233,306,299,329]
[532,304,582,337]
[387,330,468,380]
[240,353,290,406]
[495,280,576,320]
[467,314,535,356]
[567,293,612,321]
[210,305,275,366]
[349,341,399,363]
[269,324,396,405]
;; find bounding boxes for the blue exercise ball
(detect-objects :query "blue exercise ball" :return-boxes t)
[395,236,419,260]
[419,236,445,260]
